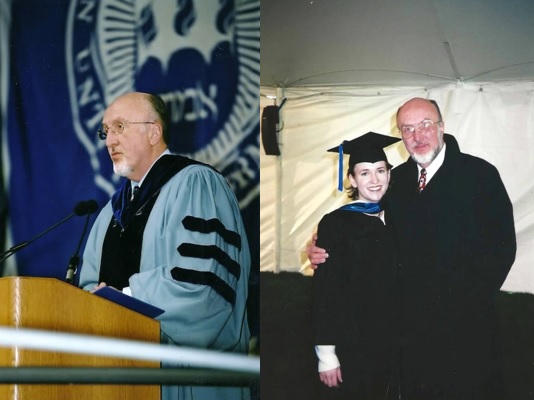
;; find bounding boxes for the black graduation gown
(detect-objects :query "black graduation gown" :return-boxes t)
[313,208,399,400]
[386,134,516,399]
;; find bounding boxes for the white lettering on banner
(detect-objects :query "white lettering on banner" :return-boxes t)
[162,84,218,124]
[76,0,96,24]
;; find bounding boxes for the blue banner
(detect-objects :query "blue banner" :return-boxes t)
[2,0,259,288]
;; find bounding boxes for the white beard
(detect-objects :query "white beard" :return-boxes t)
[410,134,444,165]
[113,161,133,177]
[410,149,437,165]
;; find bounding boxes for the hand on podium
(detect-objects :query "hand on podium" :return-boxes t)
[91,282,118,293]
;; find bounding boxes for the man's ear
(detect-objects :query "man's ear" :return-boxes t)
[149,123,163,145]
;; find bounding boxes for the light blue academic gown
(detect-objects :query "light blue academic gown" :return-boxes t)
[79,163,251,400]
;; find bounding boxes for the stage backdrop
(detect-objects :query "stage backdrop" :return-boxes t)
[260,83,534,294]
[0,0,259,284]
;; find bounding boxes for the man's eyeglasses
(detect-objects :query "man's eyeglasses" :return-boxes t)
[98,121,155,140]
[398,119,441,139]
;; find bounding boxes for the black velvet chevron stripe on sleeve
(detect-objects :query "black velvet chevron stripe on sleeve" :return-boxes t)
[182,216,241,250]
[170,267,236,306]
[177,243,241,279]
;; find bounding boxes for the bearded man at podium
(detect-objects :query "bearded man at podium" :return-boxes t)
[79,92,251,400]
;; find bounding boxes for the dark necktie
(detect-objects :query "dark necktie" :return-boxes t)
[131,185,139,202]
[418,169,427,192]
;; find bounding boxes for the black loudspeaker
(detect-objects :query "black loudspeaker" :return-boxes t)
[261,105,281,155]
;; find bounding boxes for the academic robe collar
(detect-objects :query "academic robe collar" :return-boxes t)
[111,154,205,229]
[340,202,382,214]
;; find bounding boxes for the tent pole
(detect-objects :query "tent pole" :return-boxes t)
[274,87,284,273]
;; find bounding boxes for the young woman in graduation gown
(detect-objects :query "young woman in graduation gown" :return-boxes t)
[312,133,400,400]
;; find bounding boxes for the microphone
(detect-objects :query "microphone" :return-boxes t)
[74,200,98,216]
[0,200,99,264]
[65,200,99,285]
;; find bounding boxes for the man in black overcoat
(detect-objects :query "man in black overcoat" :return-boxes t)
[388,98,516,399]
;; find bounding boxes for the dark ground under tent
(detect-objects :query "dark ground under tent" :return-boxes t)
[260,271,534,400]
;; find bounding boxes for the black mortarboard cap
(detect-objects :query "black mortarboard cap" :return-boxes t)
[327,132,401,191]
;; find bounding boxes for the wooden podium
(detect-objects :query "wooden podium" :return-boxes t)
[0,277,160,400]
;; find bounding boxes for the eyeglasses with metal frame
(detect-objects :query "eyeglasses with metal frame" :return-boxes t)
[97,121,155,140]
[398,119,442,139]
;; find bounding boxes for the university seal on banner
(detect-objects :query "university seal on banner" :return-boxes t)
[65,0,259,207]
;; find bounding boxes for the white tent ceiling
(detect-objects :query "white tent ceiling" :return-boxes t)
[259,0,534,293]
[261,0,534,88]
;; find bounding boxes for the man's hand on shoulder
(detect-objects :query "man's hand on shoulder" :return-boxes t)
[306,234,328,269]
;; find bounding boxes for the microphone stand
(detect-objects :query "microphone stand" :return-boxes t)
[65,212,92,285]
[0,213,76,264]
